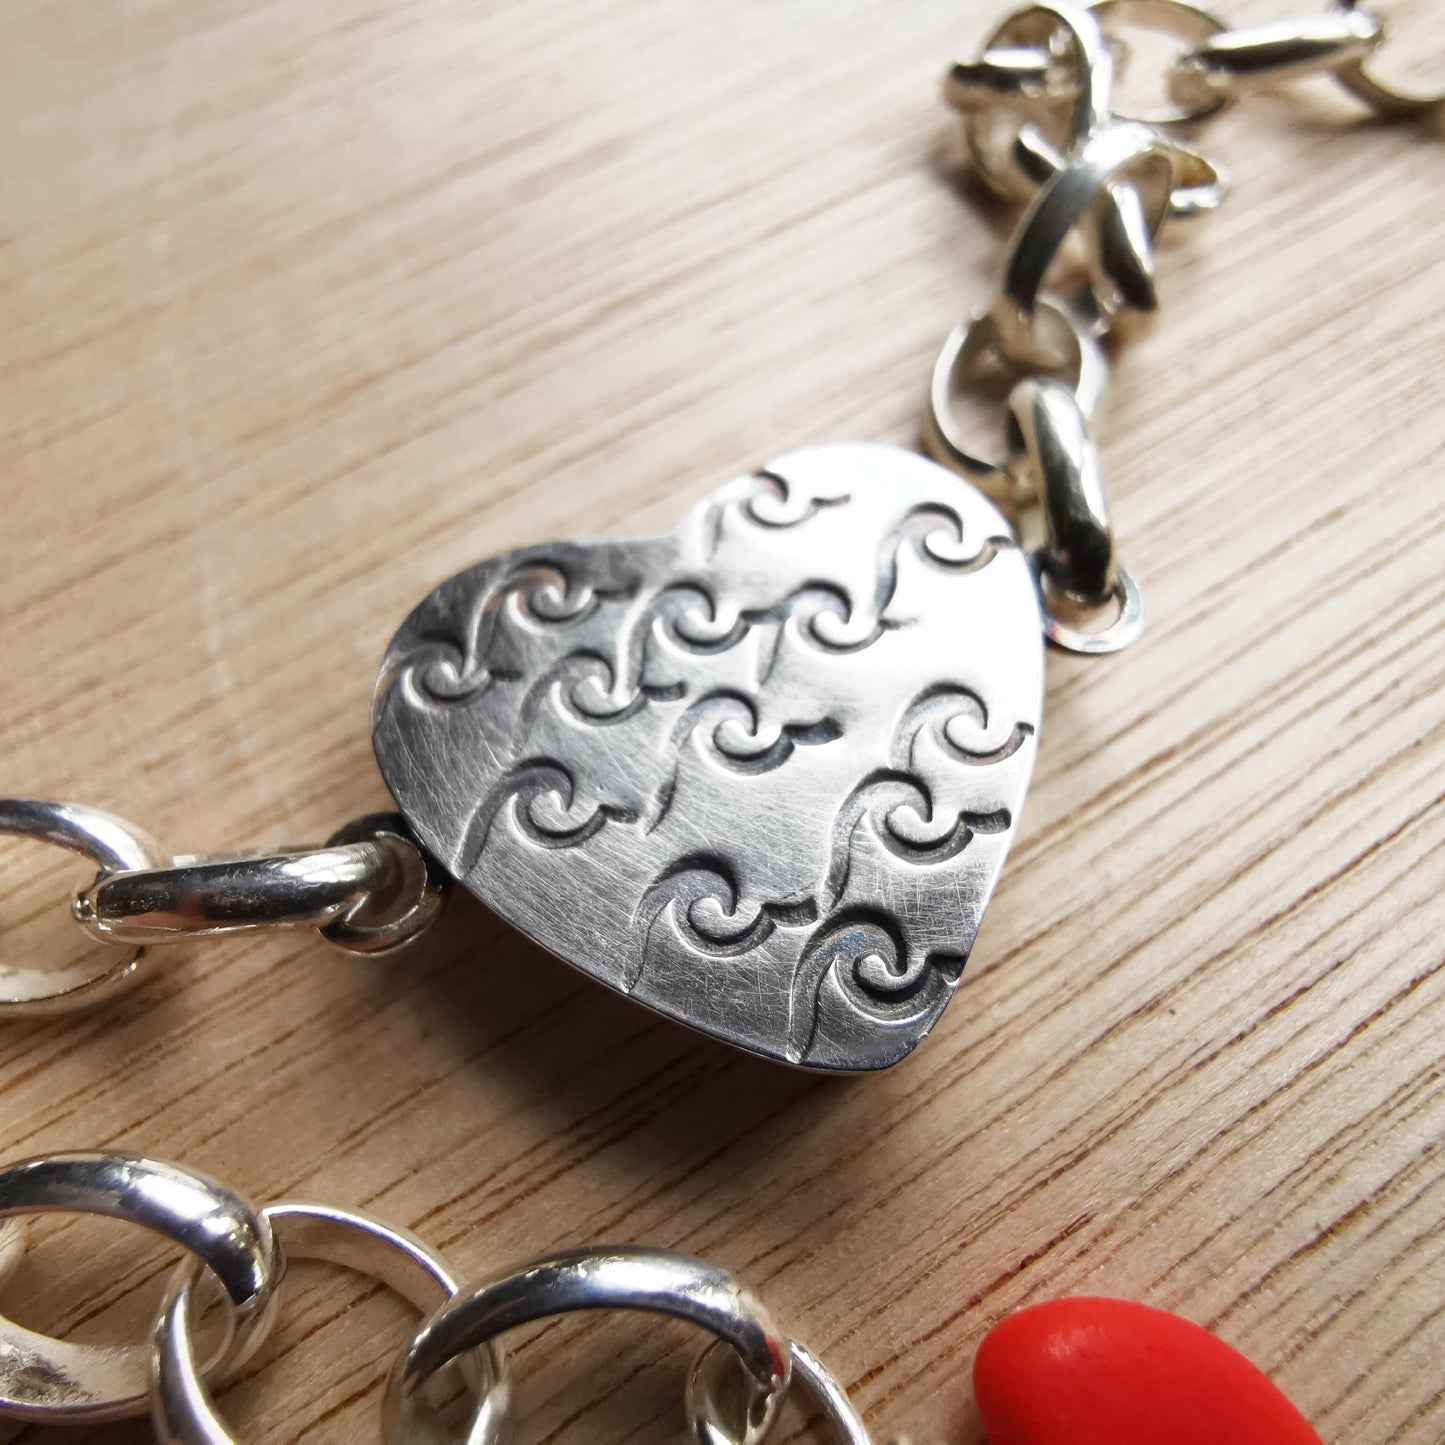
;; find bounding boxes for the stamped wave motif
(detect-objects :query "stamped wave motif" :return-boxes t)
[702,468,850,560]
[630,859,816,990]
[890,684,1034,773]
[863,505,1013,632]
[382,563,619,710]
[461,761,638,873]
[512,651,685,749]
[822,771,1011,907]
[787,912,962,1062]
[647,691,840,831]
[669,692,840,772]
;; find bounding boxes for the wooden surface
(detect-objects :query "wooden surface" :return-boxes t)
[2,2,1444,1441]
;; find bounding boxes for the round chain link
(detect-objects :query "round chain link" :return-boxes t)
[0,799,170,1015]
[153,1201,508,1445]
[992,116,1181,363]
[1089,0,1234,123]
[384,1247,793,1445]
[689,1337,872,1445]
[927,298,1108,504]
[0,1152,282,1424]
[0,1148,875,1444]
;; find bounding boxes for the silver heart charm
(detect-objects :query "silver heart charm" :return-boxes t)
[373,444,1044,1070]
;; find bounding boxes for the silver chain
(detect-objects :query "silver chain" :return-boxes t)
[0,798,448,1016]
[928,0,1440,653]
[0,1147,870,1443]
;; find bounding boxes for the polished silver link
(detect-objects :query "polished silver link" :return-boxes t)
[0,1219,25,1289]
[74,811,444,958]
[1039,563,1145,653]
[1334,0,1445,117]
[0,1151,281,1424]
[0,798,170,1015]
[1010,121,1226,222]
[79,841,406,942]
[688,1337,871,1445]
[950,1,1119,205]
[1171,9,1383,109]
[3,801,446,1014]
[153,1201,508,1445]
[1009,377,1117,603]
[927,298,1108,504]
[384,1247,791,1445]
[993,117,1180,362]
[318,813,449,955]
[1008,377,1145,653]
[940,2,1151,649]
[943,0,1431,664]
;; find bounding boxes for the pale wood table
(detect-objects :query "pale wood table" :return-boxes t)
[1,2,1443,1441]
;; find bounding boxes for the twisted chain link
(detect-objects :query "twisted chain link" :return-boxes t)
[932,0,1439,653]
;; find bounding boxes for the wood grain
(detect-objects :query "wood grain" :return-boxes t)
[1,1,1443,1441]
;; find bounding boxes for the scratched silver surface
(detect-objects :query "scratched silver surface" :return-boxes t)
[372,445,1044,1070]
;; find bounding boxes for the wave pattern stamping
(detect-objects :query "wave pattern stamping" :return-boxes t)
[373,444,1046,1071]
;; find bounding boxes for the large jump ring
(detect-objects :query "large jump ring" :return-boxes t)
[153,1201,508,1445]
[384,1247,790,1445]
[0,798,169,1015]
[688,1337,872,1445]
[0,1152,281,1424]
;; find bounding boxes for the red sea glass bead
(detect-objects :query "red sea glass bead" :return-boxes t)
[973,1296,1324,1445]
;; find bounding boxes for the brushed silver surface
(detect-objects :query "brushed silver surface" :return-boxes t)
[373,444,1044,1070]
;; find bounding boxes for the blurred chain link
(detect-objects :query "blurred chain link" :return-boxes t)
[931,0,1440,652]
